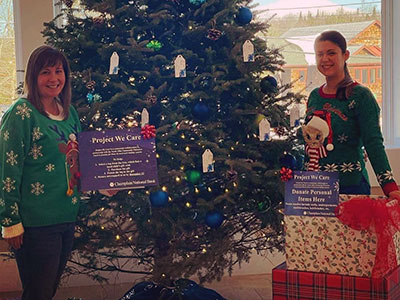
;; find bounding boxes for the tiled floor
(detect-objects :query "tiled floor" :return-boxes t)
[0,273,272,300]
[0,238,277,300]
[206,273,272,300]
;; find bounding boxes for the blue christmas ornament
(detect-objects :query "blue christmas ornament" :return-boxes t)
[192,102,210,121]
[189,0,206,5]
[205,211,224,228]
[236,7,253,25]
[295,154,304,170]
[279,153,297,169]
[150,191,169,207]
[260,76,278,94]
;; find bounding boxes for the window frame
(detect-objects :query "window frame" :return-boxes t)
[12,0,23,88]
[355,69,361,81]
[370,68,376,83]
[382,0,400,148]
[362,69,369,84]
[52,0,68,28]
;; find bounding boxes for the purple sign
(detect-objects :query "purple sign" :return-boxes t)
[285,171,339,217]
[78,128,158,191]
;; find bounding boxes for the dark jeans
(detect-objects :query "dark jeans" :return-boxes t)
[339,175,371,195]
[14,222,75,300]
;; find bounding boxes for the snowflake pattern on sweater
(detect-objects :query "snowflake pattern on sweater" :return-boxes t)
[15,103,32,120]
[46,164,55,172]
[6,151,18,166]
[32,127,43,141]
[29,144,43,160]
[3,178,16,193]
[3,130,9,141]
[0,98,82,236]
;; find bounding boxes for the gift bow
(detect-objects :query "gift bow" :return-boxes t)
[141,124,156,139]
[146,40,162,51]
[279,167,293,182]
[335,196,400,278]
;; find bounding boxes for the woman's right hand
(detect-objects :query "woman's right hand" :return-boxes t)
[5,233,23,250]
[99,189,119,197]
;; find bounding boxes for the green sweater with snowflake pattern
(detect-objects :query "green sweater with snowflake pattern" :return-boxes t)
[0,98,81,238]
[306,84,398,195]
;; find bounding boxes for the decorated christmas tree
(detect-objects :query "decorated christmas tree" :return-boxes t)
[43,0,302,285]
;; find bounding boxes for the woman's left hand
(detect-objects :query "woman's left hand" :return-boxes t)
[388,190,400,202]
[5,234,24,250]
[99,189,119,197]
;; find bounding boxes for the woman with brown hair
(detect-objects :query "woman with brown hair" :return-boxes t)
[0,45,81,300]
[305,30,400,200]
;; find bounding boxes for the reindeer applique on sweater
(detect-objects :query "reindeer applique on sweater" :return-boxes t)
[49,124,80,196]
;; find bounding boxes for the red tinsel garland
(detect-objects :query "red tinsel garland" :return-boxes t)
[335,196,400,277]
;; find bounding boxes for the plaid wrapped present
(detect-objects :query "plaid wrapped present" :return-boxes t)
[272,262,400,300]
[285,194,400,277]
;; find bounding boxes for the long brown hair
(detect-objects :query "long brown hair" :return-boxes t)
[24,45,72,119]
[315,30,354,100]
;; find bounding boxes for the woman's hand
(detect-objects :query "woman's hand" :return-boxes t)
[5,233,23,250]
[388,190,400,204]
[99,189,119,197]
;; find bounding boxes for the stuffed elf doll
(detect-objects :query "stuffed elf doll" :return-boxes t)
[302,111,334,171]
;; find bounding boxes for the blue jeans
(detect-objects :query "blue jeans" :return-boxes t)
[14,222,75,300]
[339,175,371,195]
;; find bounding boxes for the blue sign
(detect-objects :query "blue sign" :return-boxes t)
[78,128,158,191]
[285,171,339,217]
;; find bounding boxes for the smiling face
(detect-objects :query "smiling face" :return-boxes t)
[315,40,349,81]
[37,62,65,102]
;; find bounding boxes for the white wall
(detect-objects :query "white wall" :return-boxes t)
[366,148,400,187]
[368,0,400,187]
[13,0,54,85]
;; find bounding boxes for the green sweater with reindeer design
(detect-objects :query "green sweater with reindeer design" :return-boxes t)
[0,98,81,238]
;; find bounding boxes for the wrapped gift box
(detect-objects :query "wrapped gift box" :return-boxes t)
[285,194,400,277]
[272,262,400,300]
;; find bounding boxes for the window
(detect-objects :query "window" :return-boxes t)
[355,69,361,80]
[371,69,376,83]
[299,70,305,82]
[6,0,400,147]
[362,69,369,84]
[257,0,400,146]
[53,0,101,28]
[382,0,400,147]
[262,0,382,103]
[0,0,17,109]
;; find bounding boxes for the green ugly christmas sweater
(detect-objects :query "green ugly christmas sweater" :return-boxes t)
[306,83,398,196]
[0,98,81,238]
